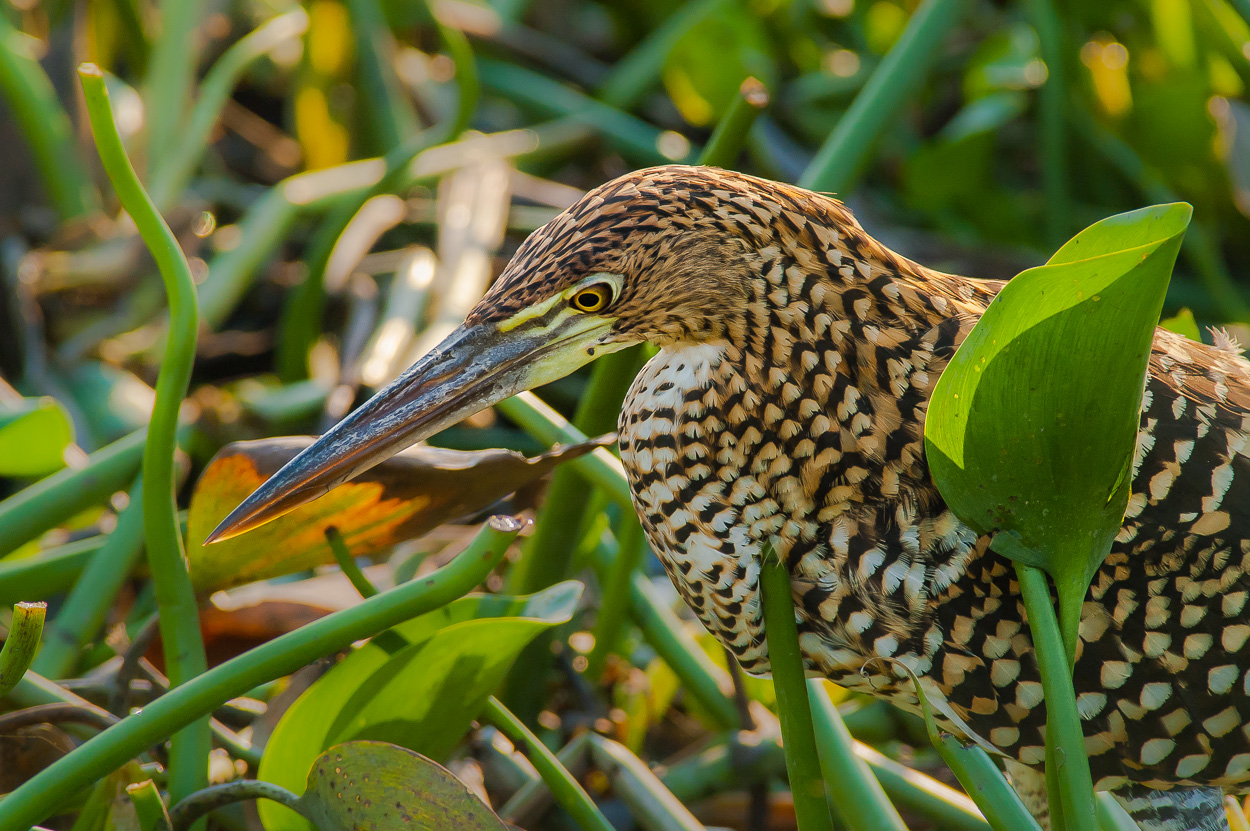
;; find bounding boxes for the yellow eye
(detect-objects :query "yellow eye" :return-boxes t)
[570,284,613,313]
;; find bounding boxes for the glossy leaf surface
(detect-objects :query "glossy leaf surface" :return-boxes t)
[258,581,582,831]
[925,203,1190,634]
[0,398,74,478]
[295,741,506,831]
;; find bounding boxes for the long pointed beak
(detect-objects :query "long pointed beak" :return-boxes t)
[206,319,614,543]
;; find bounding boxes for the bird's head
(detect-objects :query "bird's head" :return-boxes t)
[207,165,762,542]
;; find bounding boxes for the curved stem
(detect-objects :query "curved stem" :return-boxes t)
[0,702,118,733]
[326,527,379,598]
[169,780,303,831]
[0,518,519,831]
[483,697,614,831]
[80,64,211,810]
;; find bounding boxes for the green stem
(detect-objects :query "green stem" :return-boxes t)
[1016,564,1097,831]
[585,520,646,678]
[662,730,990,831]
[345,0,420,151]
[0,14,97,220]
[34,479,146,679]
[495,393,632,507]
[1022,0,1068,245]
[800,0,967,193]
[698,77,769,168]
[934,736,1042,831]
[275,137,433,380]
[501,347,645,718]
[0,518,519,831]
[478,58,695,166]
[1095,793,1140,831]
[80,64,210,810]
[0,536,106,607]
[482,697,615,831]
[0,601,46,697]
[148,9,310,210]
[595,0,731,109]
[326,527,379,598]
[808,679,907,830]
[499,386,740,728]
[588,537,738,729]
[142,0,207,171]
[168,780,303,831]
[0,428,145,557]
[127,780,173,831]
[759,554,834,831]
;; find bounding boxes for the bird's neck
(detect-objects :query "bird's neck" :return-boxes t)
[718,216,998,400]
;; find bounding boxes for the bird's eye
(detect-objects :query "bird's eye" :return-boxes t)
[570,284,613,313]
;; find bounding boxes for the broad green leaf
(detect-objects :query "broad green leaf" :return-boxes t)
[258,582,582,831]
[295,741,506,831]
[0,398,74,478]
[186,436,609,592]
[924,204,1191,642]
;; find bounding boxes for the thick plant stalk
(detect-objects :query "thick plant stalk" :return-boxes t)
[808,680,907,830]
[79,64,210,811]
[1016,564,1098,831]
[760,554,834,831]
[0,518,521,831]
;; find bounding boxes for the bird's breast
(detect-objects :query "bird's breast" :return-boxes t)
[619,341,773,669]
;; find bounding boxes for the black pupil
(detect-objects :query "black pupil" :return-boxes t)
[580,289,603,309]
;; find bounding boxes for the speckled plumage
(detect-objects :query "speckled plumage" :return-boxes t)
[478,166,1250,830]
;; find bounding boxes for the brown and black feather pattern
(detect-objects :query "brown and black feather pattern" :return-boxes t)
[474,166,1250,830]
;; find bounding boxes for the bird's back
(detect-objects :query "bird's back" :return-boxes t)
[613,171,1250,805]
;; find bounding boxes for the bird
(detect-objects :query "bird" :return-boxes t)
[209,165,1250,830]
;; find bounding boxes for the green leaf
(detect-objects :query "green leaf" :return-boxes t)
[258,582,582,831]
[0,398,74,478]
[1159,307,1202,341]
[295,741,507,831]
[924,203,1191,645]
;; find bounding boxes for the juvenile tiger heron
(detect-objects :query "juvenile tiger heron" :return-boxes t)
[210,166,1250,830]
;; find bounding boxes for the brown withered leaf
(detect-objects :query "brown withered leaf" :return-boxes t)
[186,435,612,592]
